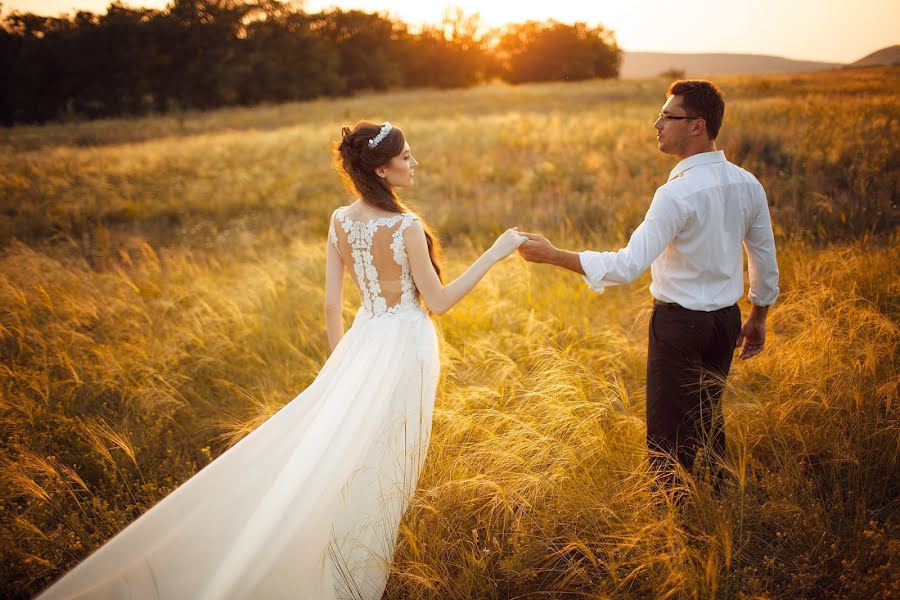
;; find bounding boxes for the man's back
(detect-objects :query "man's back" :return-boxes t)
[650,150,779,311]
[579,150,779,312]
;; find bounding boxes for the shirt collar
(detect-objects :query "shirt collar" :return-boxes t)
[667,150,727,182]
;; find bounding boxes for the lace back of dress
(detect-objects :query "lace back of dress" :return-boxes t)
[329,206,420,317]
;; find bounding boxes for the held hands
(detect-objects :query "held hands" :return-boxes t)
[488,227,528,262]
[516,232,558,264]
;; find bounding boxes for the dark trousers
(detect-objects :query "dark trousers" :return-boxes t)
[646,301,742,492]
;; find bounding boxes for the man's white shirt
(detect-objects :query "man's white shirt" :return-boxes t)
[579,150,780,311]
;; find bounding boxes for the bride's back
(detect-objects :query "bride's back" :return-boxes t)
[329,202,421,317]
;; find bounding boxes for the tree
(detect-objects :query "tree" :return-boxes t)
[312,9,403,92]
[0,5,622,124]
[399,8,491,88]
[239,9,341,103]
[659,67,686,80]
[497,20,620,83]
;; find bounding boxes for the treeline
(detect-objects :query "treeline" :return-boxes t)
[0,0,621,125]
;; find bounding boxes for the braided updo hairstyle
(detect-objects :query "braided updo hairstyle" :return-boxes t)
[334,121,443,282]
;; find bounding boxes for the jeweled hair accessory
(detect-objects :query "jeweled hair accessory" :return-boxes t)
[368,122,392,149]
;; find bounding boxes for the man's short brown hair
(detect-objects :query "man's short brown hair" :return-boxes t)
[667,80,725,139]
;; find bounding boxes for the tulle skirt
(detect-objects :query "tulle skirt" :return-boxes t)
[35,306,441,600]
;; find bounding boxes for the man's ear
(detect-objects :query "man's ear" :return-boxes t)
[692,118,707,137]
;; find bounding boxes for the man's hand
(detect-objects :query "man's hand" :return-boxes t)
[736,313,767,360]
[517,232,558,264]
[517,232,586,275]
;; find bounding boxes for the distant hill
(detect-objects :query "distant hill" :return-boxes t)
[849,45,900,67]
[621,52,841,78]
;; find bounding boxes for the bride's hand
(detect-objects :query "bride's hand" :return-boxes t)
[487,227,527,262]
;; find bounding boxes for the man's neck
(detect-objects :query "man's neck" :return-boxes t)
[675,142,718,162]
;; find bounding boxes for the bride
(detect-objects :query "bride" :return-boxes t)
[35,121,526,600]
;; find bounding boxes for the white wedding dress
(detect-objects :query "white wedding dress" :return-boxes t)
[35,206,441,600]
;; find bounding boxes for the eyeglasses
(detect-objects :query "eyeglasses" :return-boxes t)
[656,113,700,124]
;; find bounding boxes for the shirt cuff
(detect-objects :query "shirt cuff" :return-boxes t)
[748,286,780,306]
[580,251,608,293]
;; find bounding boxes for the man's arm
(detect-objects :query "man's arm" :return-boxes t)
[516,236,585,274]
[518,187,685,292]
[737,186,780,360]
[744,187,780,307]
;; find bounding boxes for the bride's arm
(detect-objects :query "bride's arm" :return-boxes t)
[405,220,525,316]
[324,222,345,351]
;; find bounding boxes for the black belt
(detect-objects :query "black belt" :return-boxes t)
[653,299,738,313]
[653,299,682,308]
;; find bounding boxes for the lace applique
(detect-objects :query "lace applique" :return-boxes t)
[327,209,339,248]
[333,207,421,318]
[391,216,418,309]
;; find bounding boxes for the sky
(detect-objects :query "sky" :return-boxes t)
[3,0,898,64]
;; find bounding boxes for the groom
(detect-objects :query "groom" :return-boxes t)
[518,80,780,493]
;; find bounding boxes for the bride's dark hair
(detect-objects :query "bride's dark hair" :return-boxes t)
[334,121,443,282]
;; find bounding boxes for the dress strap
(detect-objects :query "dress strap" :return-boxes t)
[396,212,418,234]
[327,207,345,255]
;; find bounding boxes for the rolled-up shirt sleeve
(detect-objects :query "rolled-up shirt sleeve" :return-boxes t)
[579,187,685,293]
[744,186,780,306]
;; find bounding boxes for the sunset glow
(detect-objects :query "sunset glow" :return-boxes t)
[3,0,899,63]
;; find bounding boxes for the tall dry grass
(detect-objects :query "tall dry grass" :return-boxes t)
[1,68,897,598]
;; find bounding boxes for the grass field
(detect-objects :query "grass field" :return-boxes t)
[1,67,898,598]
